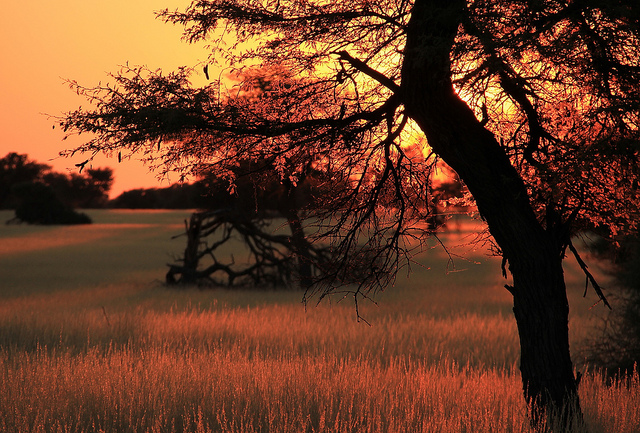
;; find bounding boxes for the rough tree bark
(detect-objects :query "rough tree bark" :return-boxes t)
[402,0,582,429]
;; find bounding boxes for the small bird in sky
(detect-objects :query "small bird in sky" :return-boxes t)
[75,159,89,173]
[203,64,210,80]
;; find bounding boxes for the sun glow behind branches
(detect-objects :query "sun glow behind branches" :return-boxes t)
[448,4,640,235]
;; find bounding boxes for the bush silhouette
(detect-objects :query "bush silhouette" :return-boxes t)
[587,235,640,376]
[11,182,91,225]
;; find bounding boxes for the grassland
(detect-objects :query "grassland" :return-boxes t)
[0,209,638,432]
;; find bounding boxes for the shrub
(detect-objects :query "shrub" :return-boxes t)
[586,235,640,375]
[11,182,91,225]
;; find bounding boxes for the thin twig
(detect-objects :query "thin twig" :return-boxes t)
[568,240,611,309]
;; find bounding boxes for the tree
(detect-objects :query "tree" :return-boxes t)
[166,161,345,288]
[0,153,114,210]
[0,152,50,208]
[11,181,92,225]
[59,0,640,429]
[166,207,333,287]
[43,167,114,208]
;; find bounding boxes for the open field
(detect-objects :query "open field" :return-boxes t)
[0,209,638,432]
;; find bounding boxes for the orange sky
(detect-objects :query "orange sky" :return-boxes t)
[0,1,210,198]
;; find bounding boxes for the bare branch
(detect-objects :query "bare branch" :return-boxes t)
[568,240,611,310]
[336,50,401,93]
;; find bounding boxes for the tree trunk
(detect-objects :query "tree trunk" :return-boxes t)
[283,208,314,289]
[167,213,202,285]
[511,251,581,429]
[401,1,583,429]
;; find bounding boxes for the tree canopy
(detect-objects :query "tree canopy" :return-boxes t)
[61,0,639,262]
[59,0,640,429]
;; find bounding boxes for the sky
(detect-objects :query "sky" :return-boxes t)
[0,1,211,197]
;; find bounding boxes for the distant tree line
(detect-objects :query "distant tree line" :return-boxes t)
[109,183,209,209]
[0,152,210,214]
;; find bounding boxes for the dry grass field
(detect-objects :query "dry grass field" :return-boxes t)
[0,209,637,432]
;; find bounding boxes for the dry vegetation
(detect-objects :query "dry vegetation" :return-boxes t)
[0,210,637,433]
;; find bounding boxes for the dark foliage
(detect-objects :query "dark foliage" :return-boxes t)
[10,182,91,225]
[1,152,113,210]
[109,182,210,209]
[0,153,50,209]
[586,235,640,376]
[44,168,114,209]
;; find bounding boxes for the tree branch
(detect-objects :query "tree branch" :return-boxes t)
[336,50,401,93]
[568,240,611,309]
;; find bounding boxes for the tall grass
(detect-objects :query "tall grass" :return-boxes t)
[0,210,637,432]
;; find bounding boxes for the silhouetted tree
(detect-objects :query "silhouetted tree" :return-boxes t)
[43,167,114,208]
[82,168,115,207]
[167,160,341,287]
[0,153,50,208]
[11,182,91,225]
[1,153,114,210]
[59,1,640,429]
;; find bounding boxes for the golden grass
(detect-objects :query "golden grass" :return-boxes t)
[1,305,637,433]
[0,210,637,433]
[1,347,529,433]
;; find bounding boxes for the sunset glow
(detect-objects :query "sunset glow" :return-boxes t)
[2,2,639,431]
[0,1,209,197]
